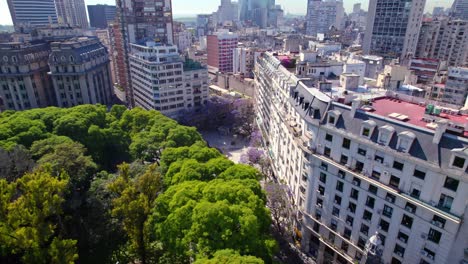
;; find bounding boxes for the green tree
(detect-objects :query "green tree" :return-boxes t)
[0,169,77,264]
[218,164,262,181]
[108,163,163,264]
[194,249,264,264]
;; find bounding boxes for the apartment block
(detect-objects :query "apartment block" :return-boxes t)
[255,52,468,264]
[430,67,468,107]
[0,42,55,110]
[207,31,238,73]
[129,43,208,117]
[233,47,260,78]
[306,0,345,37]
[363,0,426,60]
[49,37,113,107]
[416,19,468,67]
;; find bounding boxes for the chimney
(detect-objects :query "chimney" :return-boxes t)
[350,99,362,118]
[432,120,448,145]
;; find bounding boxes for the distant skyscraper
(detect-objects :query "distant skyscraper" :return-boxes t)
[87,5,117,28]
[55,0,89,28]
[306,0,345,37]
[451,0,468,20]
[363,0,426,60]
[432,7,445,17]
[7,0,57,27]
[217,0,238,24]
[238,0,276,28]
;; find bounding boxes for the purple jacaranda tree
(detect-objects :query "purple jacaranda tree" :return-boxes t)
[264,181,293,236]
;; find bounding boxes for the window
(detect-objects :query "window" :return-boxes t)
[368,185,378,194]
[411,188,421,198]
[371,170,381,180]
[364,208,373,220]
[386,193,396,203]
[320,162,328,171]
[334,195,342,205]
[405,202,416,214]
[438,194,453,211]
[343,228,352,239]
[325,133,333,142]
[443,177,459,192]
[397,231,408,243]
[357,237,366,249]
[341,241,349,252]
[366,196,375,208]
[393,161,404,171]
[340,155,348,165]
[316,198,323,207]
[401,215,413,229]
[432,215,446,229]
[375,155,384,163]
[338,170,346,178]
[383,205,393,218]
[428,228,441,244]
[391,258,402,264]
[413,169,426,180]
[346,215,354,227]
[389,175,401,189]
[336,181,344,192]
[350,188,359,200]
[355,161,364,172]
[342,138,351,149]
[319,172,327,183]
[332,207,340,217]
[379,219,389,232]
[357,148,367,156]
[362,128,370,137]
[328,115,335,124]
[324,147,331,157]
[452,156,465,168]
[394,244,405,258]
[330,218,338,230]
[360,224,369,236]
[318,186,325,195]
[348,202,356,213]
[352,177,361,187]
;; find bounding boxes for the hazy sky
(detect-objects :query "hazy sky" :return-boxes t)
[0,0,454,25]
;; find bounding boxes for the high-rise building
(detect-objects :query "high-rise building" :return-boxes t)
[416,19,468,67]
[129,42,208,117]
[451,0,468,20]
[233,47,260,77]
[109,23,129,103]
[432,7,446,17]
[7,0,58,28]
[0,42,55,111]
[363,0,426,60]
[216,0,238,24]
[207,31,238,73]
[49,37,113,107]
[255,51,468,264]
[87,5,117,29]
[55,0,89,28]
[306,0,345,37]
[238,0,276,28]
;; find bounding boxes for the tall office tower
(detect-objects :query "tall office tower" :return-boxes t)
[451,0,468,20]
[238,0,276,28]
[363,0,426,60]
[129,42,208,117]
[55,0,89,28]
[432,7,445,17]
[196,14,212,37]
[87,5,117,29]
[217,0,238,24]
[207,31,238,73]
[306,0,345,37]
[416,19,468,67]
[255,51,468,264]
[49,37,113,107]
[7,0,58,28]
[353,3,361,14]
[0,42,55,111]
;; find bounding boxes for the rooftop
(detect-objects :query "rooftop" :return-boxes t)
[370,98,468,138]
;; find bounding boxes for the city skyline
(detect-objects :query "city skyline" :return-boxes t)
[0,0,454,25]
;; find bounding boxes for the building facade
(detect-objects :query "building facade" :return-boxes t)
[255,51,468,264]
[233,47,259,78]
[438,67,468,107]
[7,0,58,28]
[451,0,468,20]
[207,31,238,73]
[306,0,345,37]
[416,19,468,67]
[0,42,54,110]
[363,0,426,60]
[129,43,208,117]
[49,37,113,107]
[238,0,276,28]
[87,5,117,29]
[54,0,88,28]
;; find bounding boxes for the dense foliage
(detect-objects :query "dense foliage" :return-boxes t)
[0,105,275,263]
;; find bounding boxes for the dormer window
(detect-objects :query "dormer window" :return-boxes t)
[378,125,394,145]
[327,110,341,126]
[397,131,416,152]
[361,120,376,138]
[450,148,468,171]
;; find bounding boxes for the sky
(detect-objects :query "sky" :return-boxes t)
[0,0,454,25]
